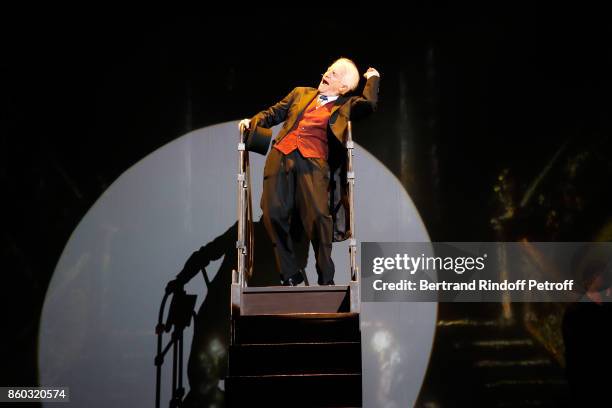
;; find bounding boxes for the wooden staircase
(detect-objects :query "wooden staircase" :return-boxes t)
[226,284,362,407]
[228,121,363,406]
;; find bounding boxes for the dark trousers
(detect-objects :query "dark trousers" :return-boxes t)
[261,148,335,284]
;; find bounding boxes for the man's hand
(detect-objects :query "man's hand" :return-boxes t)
[364,67,380,79]
[238,118,251,132]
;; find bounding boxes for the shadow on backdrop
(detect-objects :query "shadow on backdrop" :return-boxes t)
[163,216,309,407]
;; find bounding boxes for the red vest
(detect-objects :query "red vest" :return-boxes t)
[274,96,332,159]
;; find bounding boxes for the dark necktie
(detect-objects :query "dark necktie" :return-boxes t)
[317,94,328,107]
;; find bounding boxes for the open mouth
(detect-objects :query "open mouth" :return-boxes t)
[322,79,329,85]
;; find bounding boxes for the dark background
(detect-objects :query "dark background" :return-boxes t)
[2,5,611,405]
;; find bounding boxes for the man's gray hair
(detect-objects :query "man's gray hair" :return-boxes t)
[334,57,360,93]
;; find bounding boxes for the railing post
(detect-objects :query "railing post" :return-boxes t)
[346,122,359,284]
[236,129,247,287]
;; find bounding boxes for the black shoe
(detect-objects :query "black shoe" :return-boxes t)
[281,271,305,286]
[318,280,335,286]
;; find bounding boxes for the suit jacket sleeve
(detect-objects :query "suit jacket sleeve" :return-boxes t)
[349,76,380,120]
[250,87,298,128]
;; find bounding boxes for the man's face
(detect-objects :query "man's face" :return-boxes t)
[318,63,347,96]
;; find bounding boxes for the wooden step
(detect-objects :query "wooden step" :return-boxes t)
[232,313,360,345]
[225,373,362,407]
[240,285,351,315]
[229,341,361,376]
[227,285,362,405]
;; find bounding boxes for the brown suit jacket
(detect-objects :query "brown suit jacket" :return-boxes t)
[251,75,380,241]
[251,75,380,145]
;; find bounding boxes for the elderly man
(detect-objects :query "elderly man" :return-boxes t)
[240,58,380,286]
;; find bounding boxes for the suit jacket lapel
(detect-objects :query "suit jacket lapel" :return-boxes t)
[296,88,318,115]
[330,95,348,117]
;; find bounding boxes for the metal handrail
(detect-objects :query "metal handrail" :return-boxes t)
[234,128,254,288]
[346,121,359,283]
[235,130,247,287]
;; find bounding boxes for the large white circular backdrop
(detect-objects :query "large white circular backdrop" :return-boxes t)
[39,121,436,407]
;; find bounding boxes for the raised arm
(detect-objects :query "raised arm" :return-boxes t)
[238,88,298,132]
